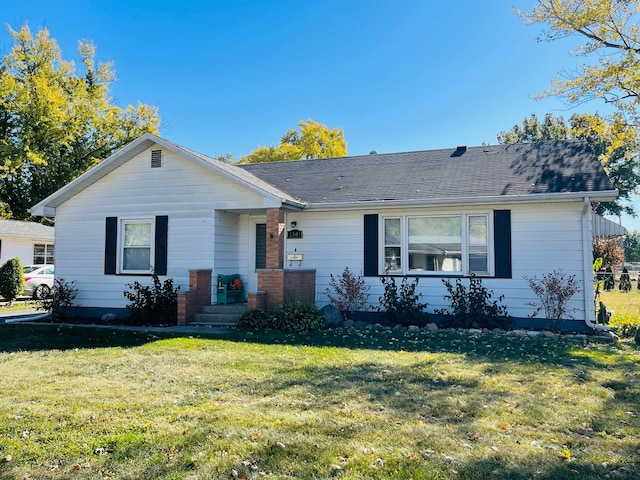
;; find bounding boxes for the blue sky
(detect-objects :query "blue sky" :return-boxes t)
[3,1,638,228]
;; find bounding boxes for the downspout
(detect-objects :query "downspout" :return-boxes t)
[582,196,609,331]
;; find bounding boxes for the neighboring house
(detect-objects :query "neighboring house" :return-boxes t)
[31,133,618,330]
[0,219,54,267]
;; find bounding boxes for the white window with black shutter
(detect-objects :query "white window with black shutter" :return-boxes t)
[364,210,511,278]
[104,215,168,275]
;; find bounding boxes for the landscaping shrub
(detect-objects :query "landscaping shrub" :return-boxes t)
[619,267,632,292]
[525,270,580,320]
[39,278,78,321]
[0,257,24,304]
[324,267,370,314]
[604,266,615,291]
[123,274,179,326]
[270,301,324,332]
[238,308,272,330]
[378,276,427,326]
[437,275,509,329]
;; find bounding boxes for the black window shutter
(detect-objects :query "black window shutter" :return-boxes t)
[154,215,169,275]
[104,217,117,275]
[255,223,267,269]
[363,214,379,277]
[494,210,512,278]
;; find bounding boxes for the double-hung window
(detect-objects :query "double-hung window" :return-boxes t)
[33,244,54,265]
[382,213,490,275]
[121,219,153,273]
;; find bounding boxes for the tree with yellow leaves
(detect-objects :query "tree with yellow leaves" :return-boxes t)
[519,1,640,122]
[0,24,160,220]
[240,119,347,164]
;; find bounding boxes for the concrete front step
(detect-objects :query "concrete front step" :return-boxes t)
[189,303,247,327]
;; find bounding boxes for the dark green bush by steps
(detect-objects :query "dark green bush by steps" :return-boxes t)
[238,308,271,330]
[239,302,323,332]
[272,301,324,332]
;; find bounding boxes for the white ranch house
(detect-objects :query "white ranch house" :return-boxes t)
[0,219,54,267]
[31,133,620,330]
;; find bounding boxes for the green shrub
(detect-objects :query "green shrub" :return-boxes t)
[39,278,78,321]
[271,301,323,332]
[378,276,427,326]
[604,266,615,291]
[0,258,24,304]
[238,308,272,330]
[619,267,632,292]
[123,274,179,326]
[437,275,509,329]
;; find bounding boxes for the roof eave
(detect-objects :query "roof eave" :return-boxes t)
[302,190,619,211]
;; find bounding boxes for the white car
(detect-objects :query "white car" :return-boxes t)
[23,265,55,299]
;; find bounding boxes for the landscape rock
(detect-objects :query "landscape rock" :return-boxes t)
[353,320,366,329]
[407,325,420,331]
[320,305,343,329]
[509,329,528,336]
[468,328,482,334]
[392,323,404,330]
[425,323,438,331]
[342,319,354,329]
[101,313,117,323]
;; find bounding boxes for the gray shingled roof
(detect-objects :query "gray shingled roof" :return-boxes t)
[0,219,54,238]
[237,140,616,205]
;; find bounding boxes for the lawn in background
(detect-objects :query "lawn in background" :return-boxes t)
[599,289,640,338]
[0,323,638,479]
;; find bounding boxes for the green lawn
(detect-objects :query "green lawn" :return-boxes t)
[599,289,640,337]
[0,324,638,479]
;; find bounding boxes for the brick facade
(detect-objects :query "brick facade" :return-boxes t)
[266,208,285,269]
[177,208,317,321]
[177,269,212,325]
[257,269,316,310]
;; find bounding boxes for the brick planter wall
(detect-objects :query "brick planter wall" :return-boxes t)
[177,269,212,325]
[257,269,316,310]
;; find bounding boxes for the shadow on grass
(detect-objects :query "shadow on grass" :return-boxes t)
[223,327,639,372]
[0,323,183,352]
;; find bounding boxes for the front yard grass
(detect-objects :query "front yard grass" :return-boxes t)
[0,324,638,479]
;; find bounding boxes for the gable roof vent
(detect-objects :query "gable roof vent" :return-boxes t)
[151,149,162,168]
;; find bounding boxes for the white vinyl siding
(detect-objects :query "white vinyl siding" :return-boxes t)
[286,201,588,322]
[53,147,263,309]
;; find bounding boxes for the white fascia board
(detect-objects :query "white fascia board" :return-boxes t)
[302,190,619,212]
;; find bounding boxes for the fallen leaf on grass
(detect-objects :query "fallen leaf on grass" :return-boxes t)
[560,449,571,460]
